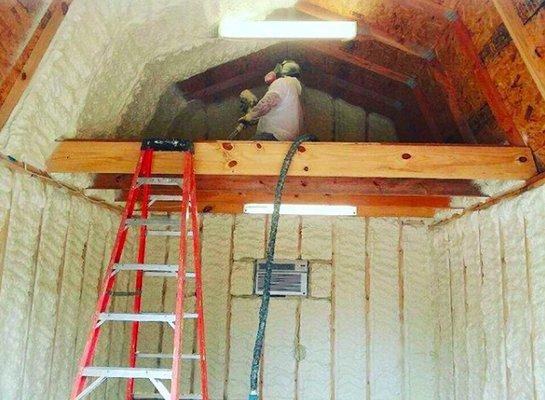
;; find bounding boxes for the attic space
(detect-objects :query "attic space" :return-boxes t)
[1,1,545,400]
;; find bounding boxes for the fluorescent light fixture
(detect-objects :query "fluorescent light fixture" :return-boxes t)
[219,20,357,40]
[244,203,357,216]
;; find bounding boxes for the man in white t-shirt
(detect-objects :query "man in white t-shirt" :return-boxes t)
[239,60,303,141]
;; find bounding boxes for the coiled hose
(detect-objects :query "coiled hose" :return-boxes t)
[248,134,316,400]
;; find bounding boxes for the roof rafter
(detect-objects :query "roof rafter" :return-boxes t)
[304,42,416,87]
[295,1,435,60]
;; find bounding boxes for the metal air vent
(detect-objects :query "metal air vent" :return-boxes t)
[254,259,308,296]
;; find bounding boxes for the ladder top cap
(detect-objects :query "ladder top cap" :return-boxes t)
[141,138,194,153]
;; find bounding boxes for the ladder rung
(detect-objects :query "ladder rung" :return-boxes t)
[147,230,188,237]
[108,290,142,297]
[149,195,183,202]
[134,394,202,400]
[98,313,198,323]
[113,264,196,278]
[137,177,183,187]
[82,367,171,379]
[126,218,180,227]
[136,353,200,360]
[115,263,178,273]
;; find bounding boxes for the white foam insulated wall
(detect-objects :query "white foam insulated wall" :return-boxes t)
[82,214,436,400]
[431,183,545,400]
[0,164,126,400]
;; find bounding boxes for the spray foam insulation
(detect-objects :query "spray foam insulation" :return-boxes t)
[432,182,545,400]
[0,0,298,168]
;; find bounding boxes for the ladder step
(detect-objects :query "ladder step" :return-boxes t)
[149,195,183,202]
[134,394,202,400]
[148,230,192,237]
[113,264,195,278]
[137,177,183,187]
[137,353,201,360]
[82,367,172,380]
[108,290,142,297]
[126,218,181,227]
[98,313,198,323]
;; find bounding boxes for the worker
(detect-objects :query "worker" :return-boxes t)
[239,60,303,141]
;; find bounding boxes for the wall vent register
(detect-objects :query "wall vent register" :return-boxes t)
[254,259,308,296]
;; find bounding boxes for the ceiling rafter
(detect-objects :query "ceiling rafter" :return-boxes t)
[304,42,416,87]
[296,1,435,60]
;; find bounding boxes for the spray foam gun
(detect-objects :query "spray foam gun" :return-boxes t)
[228,89,259,140]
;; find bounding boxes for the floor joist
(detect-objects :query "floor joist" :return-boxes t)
[47,140,537,180]
[92,174,486,197]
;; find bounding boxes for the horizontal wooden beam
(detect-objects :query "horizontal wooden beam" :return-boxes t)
[121,189,451,208]
[147,201,439,218]
[93,174,486,197]
[47,140,537,180]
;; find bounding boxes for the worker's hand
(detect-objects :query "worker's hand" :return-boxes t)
[238,113,255,126]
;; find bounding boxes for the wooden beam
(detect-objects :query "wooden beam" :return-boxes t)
[0,1,71,129]
[491,0,545,100]
[429,61,477,143]
[120,189,451,208]
[452,19,525,146]
[304,42,415,86]
[47,140,537,180]
[295,1,434,60]
[147,201,440,217]
[433,171,545,227]
[412,87,443,142]
[92,174,486,197]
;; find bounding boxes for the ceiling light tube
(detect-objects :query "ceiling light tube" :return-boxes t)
[244,203,357,216]
[219,20,357,40]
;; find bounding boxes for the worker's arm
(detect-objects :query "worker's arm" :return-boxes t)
[239,92,281,124]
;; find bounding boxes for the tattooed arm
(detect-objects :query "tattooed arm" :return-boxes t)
[245,92,281,120]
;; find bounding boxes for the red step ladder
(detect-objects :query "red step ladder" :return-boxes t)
[70,139,209,400]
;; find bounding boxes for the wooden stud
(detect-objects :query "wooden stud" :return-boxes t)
[490,0,545,100]
[47,140,537,180]
[0,1,71,129]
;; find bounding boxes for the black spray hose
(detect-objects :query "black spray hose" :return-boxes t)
[248,134,317,400]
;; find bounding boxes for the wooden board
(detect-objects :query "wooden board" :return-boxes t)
[148,201,438,218]
[93,174,486,197]
[47,140,537,180]
[491,0,545,102]
[123,190,451,208]
[0,1,71,129]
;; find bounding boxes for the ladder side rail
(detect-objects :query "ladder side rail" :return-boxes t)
[189,156,209,400]
[171,152,192,400]
[127,148,154,400]
[71,148,146,399]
